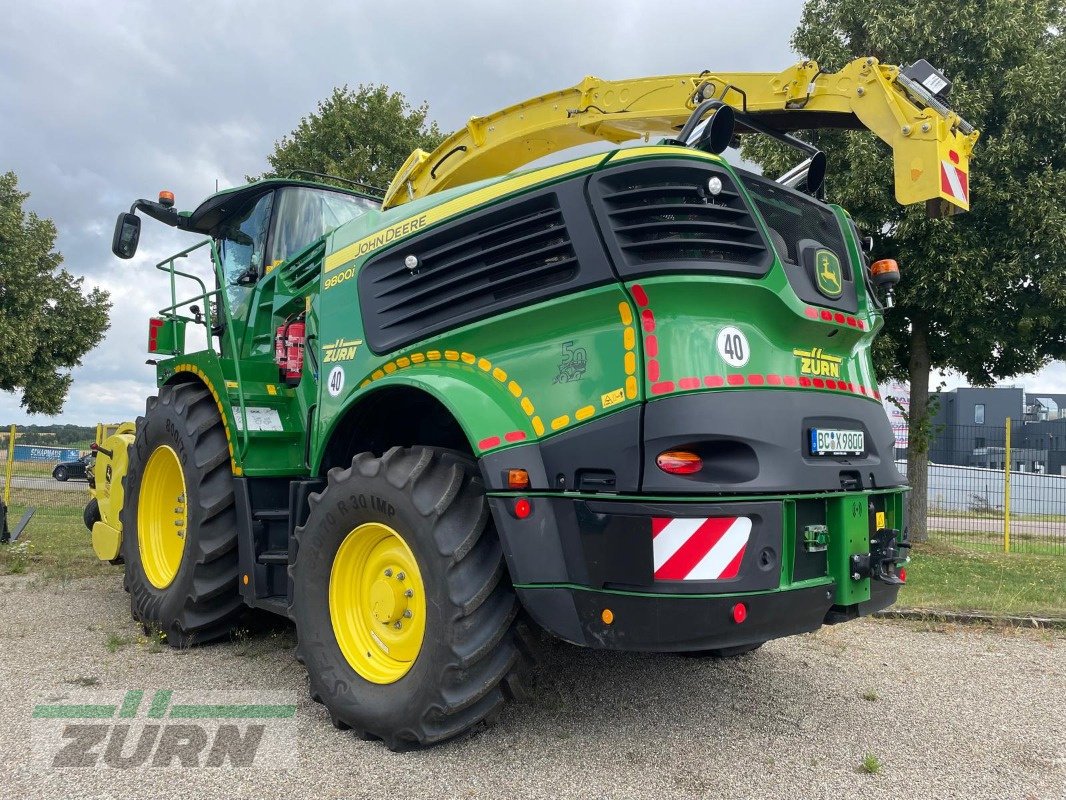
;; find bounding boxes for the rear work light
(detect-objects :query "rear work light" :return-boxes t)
[656,450,703,475]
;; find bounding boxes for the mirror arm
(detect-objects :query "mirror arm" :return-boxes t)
[130,199,189,229]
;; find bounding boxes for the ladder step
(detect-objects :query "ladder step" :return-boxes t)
[257,549,289,565]
[254,509,289,522]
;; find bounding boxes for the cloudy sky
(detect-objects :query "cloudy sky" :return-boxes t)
[2,1,1063,427]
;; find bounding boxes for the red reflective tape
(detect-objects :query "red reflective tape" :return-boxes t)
[641,309,656,333]
[766,374,782,385]
[727,374,745,386]
[747,374,764,386]
[504,431,527,442]
[834,312,846,324]
[678,377,700,390]
[718,544,747,580]
[647,360,660,381]
[479,436,501,450]
[813,378,825,389]
[820,310,833,321]
[651,381,675,395]
[651,517,671,537]
[645,335,658,358]
[825,379,837,390]
[655,517,734,580]
[704,375,724,388]
[799,377,812,388]
[631,284,649,307]
[783,376,799,387]
[805,307,818,319]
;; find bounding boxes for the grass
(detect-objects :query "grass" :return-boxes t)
[105,631,132,653]
[860,753,883,775]
[902,541,1066,618]
[0,490,112,581]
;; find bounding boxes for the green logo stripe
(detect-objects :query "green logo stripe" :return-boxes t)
[147,690,172,718]
[32,704,117,719]
[169,704,297,719]
[119,690,143,718]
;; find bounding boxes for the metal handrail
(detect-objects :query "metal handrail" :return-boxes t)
[154,239,250,458]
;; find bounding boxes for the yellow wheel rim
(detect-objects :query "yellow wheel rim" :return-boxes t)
[329,522,427,684]
[137,445,188,590]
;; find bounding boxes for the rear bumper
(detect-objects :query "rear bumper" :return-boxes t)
[517,583,836,651]
[489,490,906,651]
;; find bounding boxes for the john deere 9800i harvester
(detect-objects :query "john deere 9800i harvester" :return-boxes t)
[102,57,978,748]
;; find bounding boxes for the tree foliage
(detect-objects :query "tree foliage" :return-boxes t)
[262,84,447,191]
[744,0,1066,538]
[0,172,111,415]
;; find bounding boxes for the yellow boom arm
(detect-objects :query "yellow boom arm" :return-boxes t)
[384,57,979,214]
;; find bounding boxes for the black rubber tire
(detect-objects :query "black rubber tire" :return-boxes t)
[53,466,68,482]
[679,642,764,658]
[291,446,534,750]
[119,380,244,647]
[83,498,101,532]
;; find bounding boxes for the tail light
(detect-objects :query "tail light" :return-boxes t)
[656,450,703,475]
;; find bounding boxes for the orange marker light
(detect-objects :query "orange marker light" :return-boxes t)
[656,450,703,475]
[242,574,249,586]
[507,469,530,490]
[601,608,614,625]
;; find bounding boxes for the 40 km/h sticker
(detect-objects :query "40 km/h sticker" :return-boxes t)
[327,366,345,397]
[716,326,750,368]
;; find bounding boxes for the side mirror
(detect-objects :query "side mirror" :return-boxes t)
[112,212,141,259]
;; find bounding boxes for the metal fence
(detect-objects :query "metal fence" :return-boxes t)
[1,425,91,543]
[906,421,1066,555]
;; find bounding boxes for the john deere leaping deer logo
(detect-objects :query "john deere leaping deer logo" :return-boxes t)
[815,249,843,299]
[553,341,588,383]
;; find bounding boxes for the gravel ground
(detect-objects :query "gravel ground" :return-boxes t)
[0,572,1062,800]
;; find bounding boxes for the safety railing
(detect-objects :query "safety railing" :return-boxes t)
[155,239,250,459]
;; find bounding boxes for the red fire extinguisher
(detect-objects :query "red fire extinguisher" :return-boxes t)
[274,318,306,387]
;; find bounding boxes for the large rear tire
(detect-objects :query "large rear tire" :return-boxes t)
[120,380,244,647]
[291,446,533,750]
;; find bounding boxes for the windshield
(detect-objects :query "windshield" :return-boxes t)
[270,187,378,266]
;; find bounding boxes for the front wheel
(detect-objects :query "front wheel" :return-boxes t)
[291,447,533,750]
[53,466,68,482]
[119,381,244,646]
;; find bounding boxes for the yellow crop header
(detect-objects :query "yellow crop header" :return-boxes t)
[385,57,979,217]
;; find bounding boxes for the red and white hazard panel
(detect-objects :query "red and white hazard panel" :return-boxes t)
[940,155,969,205]
[651,516,752,581]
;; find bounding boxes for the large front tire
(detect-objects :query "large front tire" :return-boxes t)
[291,447,532,750]
[120,381,244,647]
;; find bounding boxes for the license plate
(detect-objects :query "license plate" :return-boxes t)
[810,428,865,456]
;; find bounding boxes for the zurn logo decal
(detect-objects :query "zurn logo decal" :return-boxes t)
[31,690,296,769]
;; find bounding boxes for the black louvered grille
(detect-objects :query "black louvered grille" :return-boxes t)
[591,162,770,278]
[359,192,584,353]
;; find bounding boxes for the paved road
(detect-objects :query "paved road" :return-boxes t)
[0,573,1061,799]
[928,514,1066,538]
[6,476,87,493]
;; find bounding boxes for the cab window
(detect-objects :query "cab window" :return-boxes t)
[269,187,377,267]
[218,191,274,316]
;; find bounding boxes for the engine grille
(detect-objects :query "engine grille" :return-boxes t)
[590,161,770,279]
[358,191,585,353]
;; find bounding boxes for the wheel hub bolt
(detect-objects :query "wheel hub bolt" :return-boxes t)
[393,621,402,629]
[403,610,412,618]
[397,572,406,581]
[384,568,393,577]
[404,589,413,598]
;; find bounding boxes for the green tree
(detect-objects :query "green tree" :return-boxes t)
[744,0,1066,539]
[0,172,111,415]
[262,84,447,190]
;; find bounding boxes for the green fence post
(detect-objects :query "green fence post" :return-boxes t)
[3,425,15,505]
[1003,417,1011,554]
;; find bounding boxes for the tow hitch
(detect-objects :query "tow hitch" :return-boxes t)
[850,528,911,584]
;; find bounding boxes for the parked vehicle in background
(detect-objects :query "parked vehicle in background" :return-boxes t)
[52,453,92,482]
